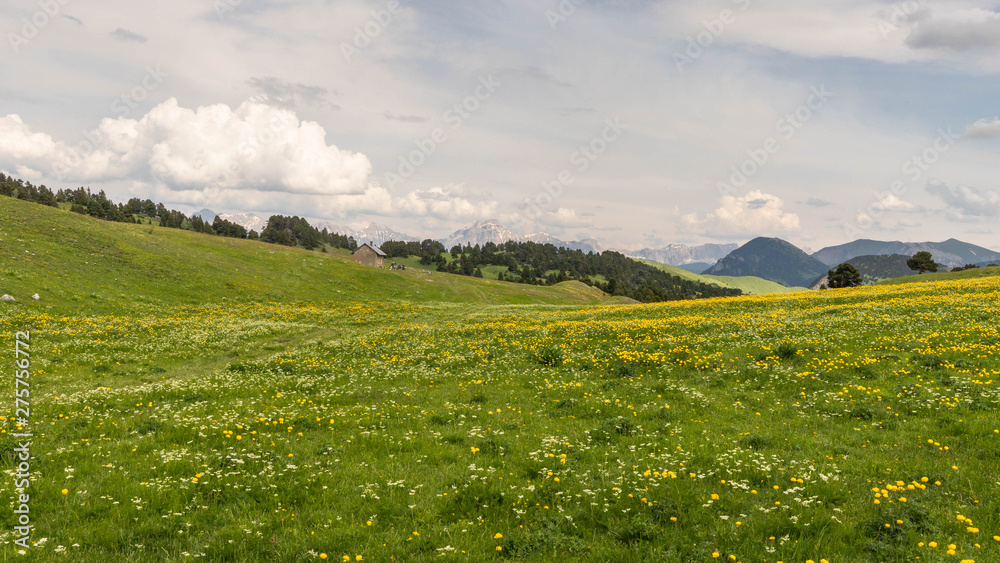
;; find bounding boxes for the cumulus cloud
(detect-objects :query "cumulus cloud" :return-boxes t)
[685,191,800,235]
[871,193,916,212]
[0,98,371,196]
[546,207,594,228]
[926,179,1000,217]
[502,205,595,235]
[394,186,498,220]
[905,9,1000,51]
[0,98,505,223]
[964,117,1000,139]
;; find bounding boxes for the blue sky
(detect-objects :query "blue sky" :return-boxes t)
[1,0,998,250]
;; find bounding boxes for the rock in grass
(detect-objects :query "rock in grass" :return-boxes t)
[32,294,39,300]
[1,295,14,302]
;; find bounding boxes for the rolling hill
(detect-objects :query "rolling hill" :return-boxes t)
[0,197,621,315]
[702,237,828,288]
[876,264,1000,286]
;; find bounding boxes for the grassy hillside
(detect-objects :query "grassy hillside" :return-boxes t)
[704,275,809,294]
[0,198,619,314]
[638,259,728,285]
[640,260,808,294]
[877,265,1000,286]
[1,196,999,562]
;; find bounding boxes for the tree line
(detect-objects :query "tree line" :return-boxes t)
[381,239,743,302]
[0,173,359,252]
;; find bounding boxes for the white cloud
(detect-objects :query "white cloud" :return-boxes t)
[926,179,1000,217]
[872,193,916,212]
[539,207,594,228]
[0,98,502,223]
[964,117,1000,139]
[0,98,372,196]
[394,186,498,220]
[686,190,800,235]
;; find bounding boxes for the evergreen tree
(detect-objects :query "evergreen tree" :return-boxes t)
[827,263,862,288]
[907,252,939,274]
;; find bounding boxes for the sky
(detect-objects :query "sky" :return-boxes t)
[1,0,999,251]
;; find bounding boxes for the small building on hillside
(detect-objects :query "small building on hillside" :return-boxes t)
[353,243,387,268]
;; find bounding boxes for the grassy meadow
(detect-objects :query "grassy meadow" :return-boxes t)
[1,198,999,562]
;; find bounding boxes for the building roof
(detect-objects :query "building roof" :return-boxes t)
[354,243,387,257]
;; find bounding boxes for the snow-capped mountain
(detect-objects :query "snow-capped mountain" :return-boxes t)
[626,243,739,266]
[192,208,218,222]
[441,220,523,248]
[524,232,602,254]
[441,220,603,253]
[314,222,419,247]
[218,212,268,234]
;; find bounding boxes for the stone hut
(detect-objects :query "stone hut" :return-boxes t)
[353,243,387,268]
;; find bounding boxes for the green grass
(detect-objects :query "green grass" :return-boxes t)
[877,265,1000,286]
[639,260,808,294]
[1,197,999,562]
[704,275,809,294]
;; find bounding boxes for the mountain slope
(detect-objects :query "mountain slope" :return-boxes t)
[809,254,915,289]
[0,197,619,315]
[703,237,828,288]
[813,239,1000,268]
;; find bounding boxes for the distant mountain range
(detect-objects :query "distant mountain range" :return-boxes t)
[625,243,738,267]
[219,212,268,234]
[812,239,1000,269]
[314,222,419,247]
[439,219,603,253]
[191,208,218,223]
[197,209,1000,284]
[704,237,828,288]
